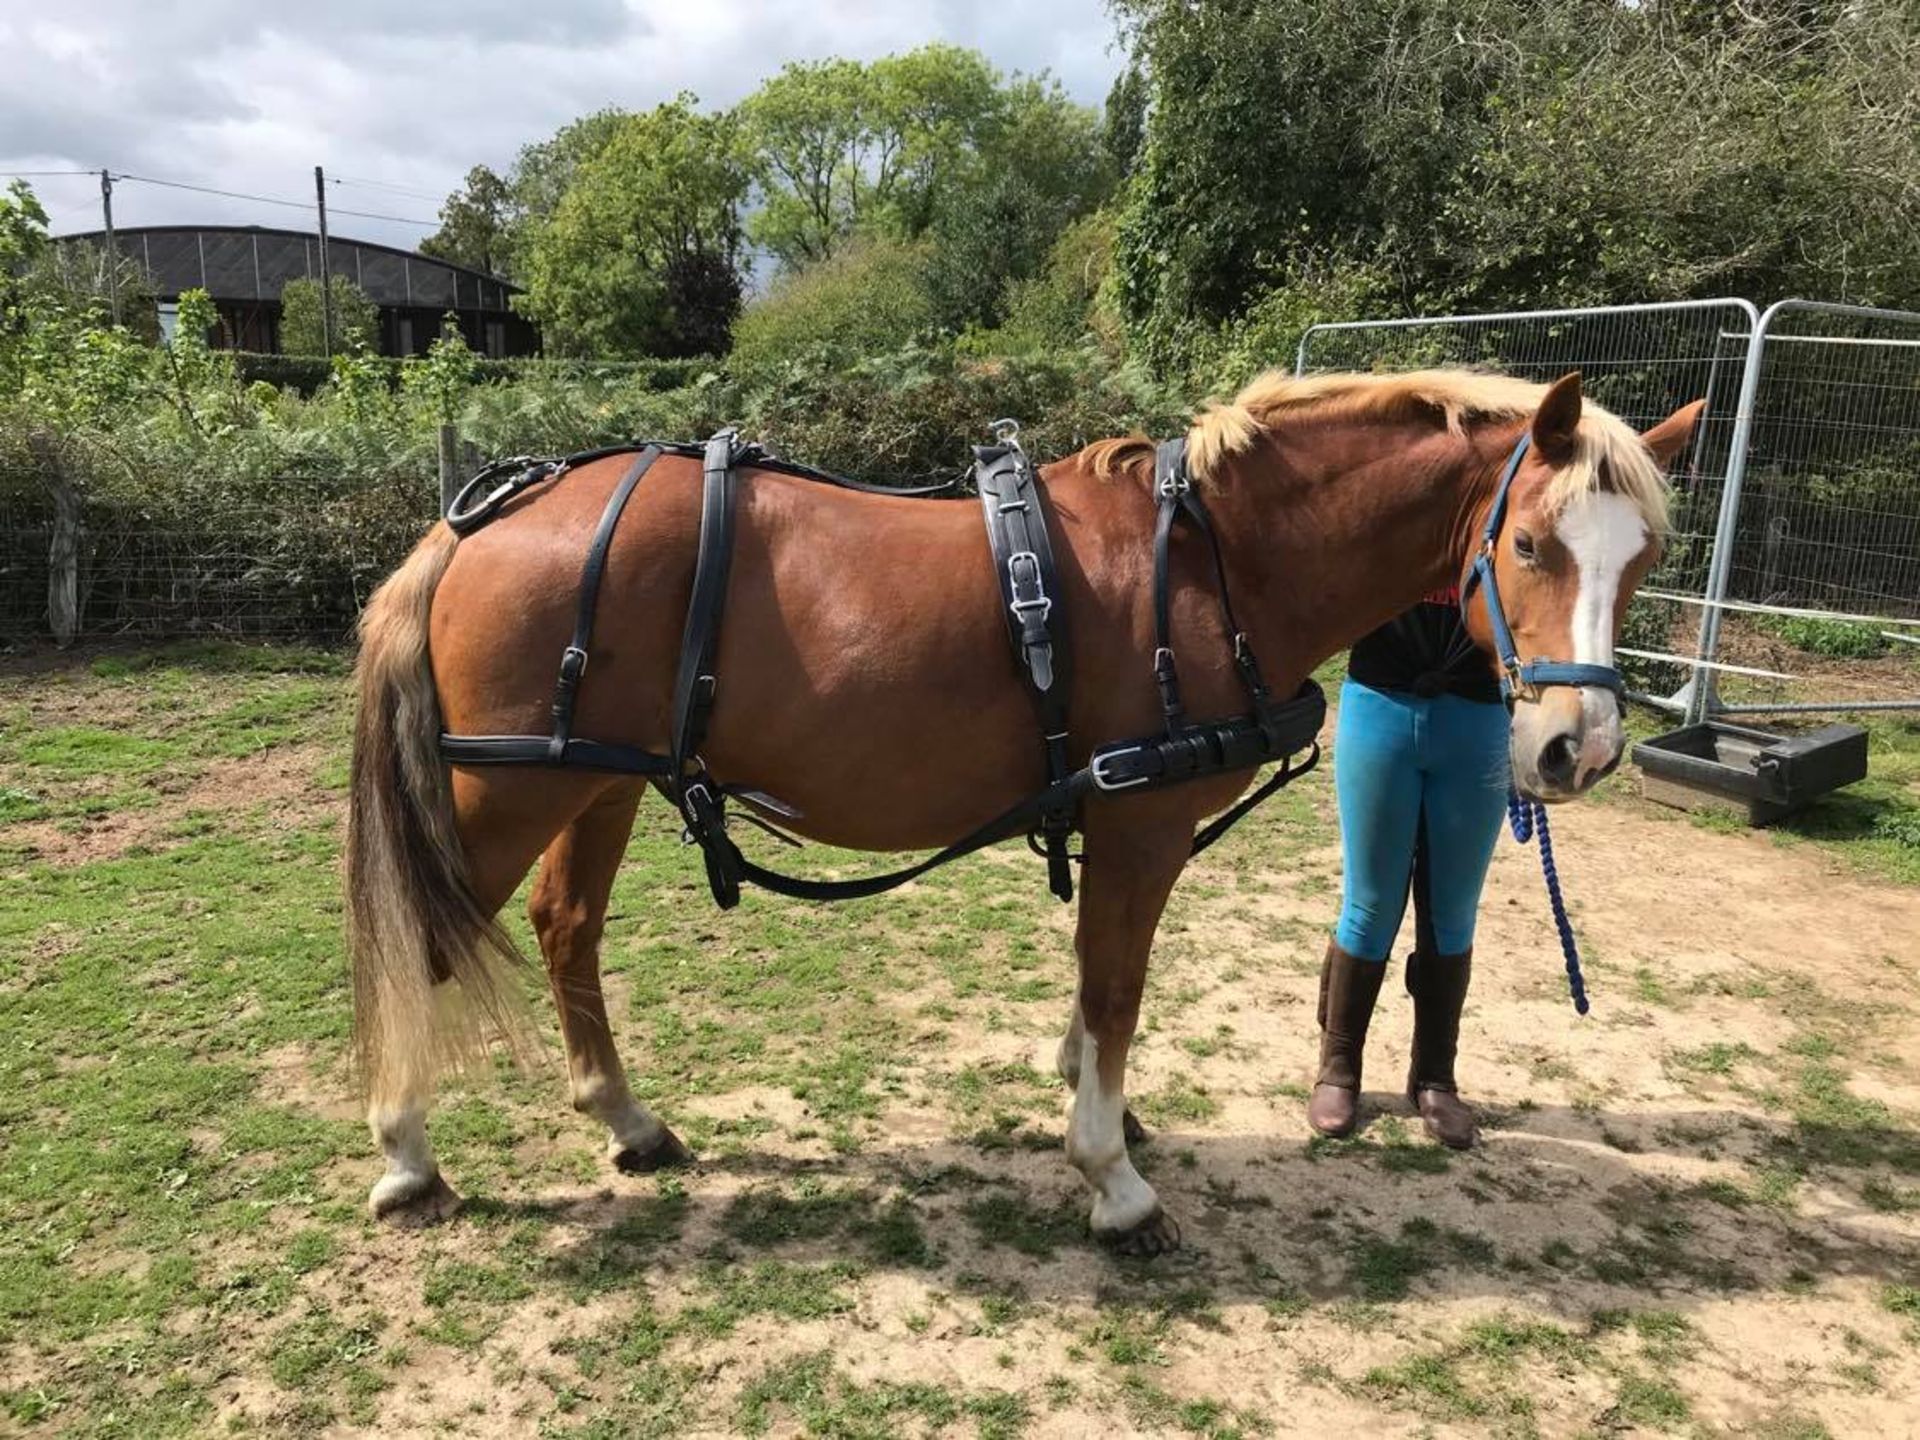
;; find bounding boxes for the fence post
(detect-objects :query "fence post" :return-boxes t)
[437,423,460,517]
[1686,301,1780,723]
[33,433,81,648]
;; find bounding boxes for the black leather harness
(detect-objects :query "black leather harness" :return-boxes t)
[438,427,1325,909]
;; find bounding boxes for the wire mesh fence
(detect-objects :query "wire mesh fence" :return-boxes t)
[0,470,435,646]
[1297,299,1760,703]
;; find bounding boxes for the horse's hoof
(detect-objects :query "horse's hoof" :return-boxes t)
[613,1127,694,1175]
[369,1170,463,1228]
[1096,1206,1182,1257]
[1122,1108,1149,1146]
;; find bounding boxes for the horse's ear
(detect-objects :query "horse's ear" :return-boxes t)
[1531,372,1583,465]
[1641,399,1708,470]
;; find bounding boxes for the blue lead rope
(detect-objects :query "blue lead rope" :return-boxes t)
[1507,791,1591,1016]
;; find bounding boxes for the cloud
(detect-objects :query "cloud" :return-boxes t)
[0,0,1124,250]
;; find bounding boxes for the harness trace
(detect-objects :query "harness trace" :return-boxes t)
[435,426,1327,910]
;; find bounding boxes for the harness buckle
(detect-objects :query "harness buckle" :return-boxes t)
[558,646,589,685]
[990,417,1023,451]
[1502,658,1537,705]
[1155,466,1189,500]
[680,780,725,846]
[1007,551,1051,621]
[1090,746,1152,791]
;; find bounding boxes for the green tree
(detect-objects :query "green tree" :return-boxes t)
[1111,0,1920,369]
[918,74,1113,331]
[0,181,56,395]
[399,317,476,424]
[516,98,748,357]
[1111,0,1532,366]
[419,165,515,276]
[507,109,629,237]
[279,276,381,356]
[423,111,630,282]
[0,182,153,432]
[1101,64,1148,177]
[738,45,1101,272]
[999,210,1126,352]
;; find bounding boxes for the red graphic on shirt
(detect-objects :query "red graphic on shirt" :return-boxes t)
[1421,585,1461,607]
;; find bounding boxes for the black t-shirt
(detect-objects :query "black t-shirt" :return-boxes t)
[1347,592,1503,705]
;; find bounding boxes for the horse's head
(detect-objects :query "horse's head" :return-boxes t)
[1462,373,1705,802]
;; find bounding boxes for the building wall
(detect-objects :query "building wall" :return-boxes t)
[59,225,538,358]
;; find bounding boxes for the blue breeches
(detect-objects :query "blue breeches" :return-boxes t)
[1333,679,1511,962]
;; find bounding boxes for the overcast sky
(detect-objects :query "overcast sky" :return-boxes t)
[1,1,1125,253]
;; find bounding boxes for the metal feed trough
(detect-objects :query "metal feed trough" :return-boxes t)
[1632,720,1867,826]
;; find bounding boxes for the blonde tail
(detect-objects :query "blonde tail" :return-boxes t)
[346,524,526,1104]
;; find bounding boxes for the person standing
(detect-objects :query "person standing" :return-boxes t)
[1308,590,1511,1149]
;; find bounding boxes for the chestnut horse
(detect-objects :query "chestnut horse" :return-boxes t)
[347,369,1702,1251]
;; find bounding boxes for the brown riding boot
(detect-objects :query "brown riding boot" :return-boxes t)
[1406,946,1477,1149]
[1307,940,1388,1137]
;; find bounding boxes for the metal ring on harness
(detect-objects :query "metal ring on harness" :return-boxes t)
[445,457,559,535]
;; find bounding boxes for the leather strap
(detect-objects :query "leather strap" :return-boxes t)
[439,734,673,774]
[548,447,661,761]
[974,438,1076,900]
[670,431,747,908]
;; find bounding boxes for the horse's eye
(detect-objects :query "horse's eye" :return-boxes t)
[1514,530,1537,562]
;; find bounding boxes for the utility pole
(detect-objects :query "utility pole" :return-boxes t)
[99,169,121,327]
[314,164,334,357]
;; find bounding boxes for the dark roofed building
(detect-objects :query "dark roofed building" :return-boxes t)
[59,224,539,358]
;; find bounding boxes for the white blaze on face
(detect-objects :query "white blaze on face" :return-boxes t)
[1554,491,1647,782]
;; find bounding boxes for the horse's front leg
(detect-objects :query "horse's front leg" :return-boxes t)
[1065,805,1193,1255]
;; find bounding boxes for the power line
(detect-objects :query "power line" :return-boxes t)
[113,171,315,211]
[328,174,448,204]
[1,169,98,178]
[108,171,438,227]
[329,206,439,227]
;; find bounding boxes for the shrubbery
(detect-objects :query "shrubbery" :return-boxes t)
[729,240,938,377]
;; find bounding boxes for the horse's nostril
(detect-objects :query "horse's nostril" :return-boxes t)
[1538,732,1580,789]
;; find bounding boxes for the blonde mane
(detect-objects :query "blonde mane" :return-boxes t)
[1086,368,1671,532]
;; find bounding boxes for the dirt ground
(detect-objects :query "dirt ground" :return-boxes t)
[2,648,1918,1439]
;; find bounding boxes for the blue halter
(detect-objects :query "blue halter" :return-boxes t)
[1460,433,1627,704]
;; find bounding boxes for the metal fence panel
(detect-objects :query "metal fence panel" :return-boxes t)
[1695,300,1920,716]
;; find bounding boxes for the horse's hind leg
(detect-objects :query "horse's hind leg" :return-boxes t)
[529,783,692,1174]
[365,770,605,1225]
[1066,813,1191,1255]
